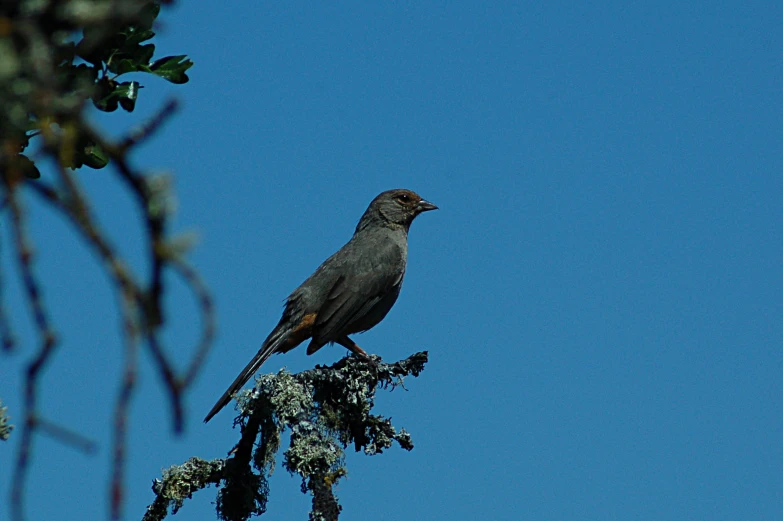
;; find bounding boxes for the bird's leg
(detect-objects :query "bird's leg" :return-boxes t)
[336,336,375,363]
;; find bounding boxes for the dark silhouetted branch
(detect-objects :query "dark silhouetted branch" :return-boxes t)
[36,417,98,454]
[5,180,58,521]
[3,9,207,519]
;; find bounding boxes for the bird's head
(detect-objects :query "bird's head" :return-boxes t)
[357,189,438,232]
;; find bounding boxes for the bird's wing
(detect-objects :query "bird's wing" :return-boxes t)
[311,241,404,344]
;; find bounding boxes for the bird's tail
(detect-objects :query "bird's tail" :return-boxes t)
[203,327,289,423]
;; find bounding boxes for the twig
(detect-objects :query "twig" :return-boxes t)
[52,165,141,299]
[82,123,190,436]
[5,183,58,521]
[4,6,208,521]
[28,159,193,515]
[120,99,179,151]
[105,151,187,435]
[36,417,98,454]
[111,291,140,521]
[87,102,181,331]
[26,169,149,519]
[0,231,17,352]
[145,333,184,433]
[170,256,216,388]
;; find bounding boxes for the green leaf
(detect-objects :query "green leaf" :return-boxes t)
[62,63,99,94]
[117,81,141,112]
[77,2,159,66]
[93,80,143,112]
[113,59,138,76]
[113,81,140,97]
[92,79,119,112]
[73,63,98,83]
[135,44,156,65]
[135,2,161,31]
[96,97,119,112]
[82,142,109,169]
[108,44,155,74]
[149,55,193,84]
[77,26,124,65]
[122,28,155,47]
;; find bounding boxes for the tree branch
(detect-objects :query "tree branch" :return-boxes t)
[144,352,428,521]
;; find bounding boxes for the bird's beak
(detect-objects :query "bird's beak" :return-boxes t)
[417,200,438,212]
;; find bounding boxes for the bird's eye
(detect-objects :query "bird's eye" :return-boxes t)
[396,193,411,203]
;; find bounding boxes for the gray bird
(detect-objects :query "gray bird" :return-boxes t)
[204,189,437,422]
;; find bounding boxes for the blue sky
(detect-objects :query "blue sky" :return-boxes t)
[2,1,783,520]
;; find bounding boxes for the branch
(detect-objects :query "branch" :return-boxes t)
[143,458,225,521]
[169,256,216,388]
[0,228,16,352]
[111,290,141,520]
[143,352,428,521]
[35,417,97,454]
[0,398,13,441]
[1,4,205,521]
[4,180,59,521]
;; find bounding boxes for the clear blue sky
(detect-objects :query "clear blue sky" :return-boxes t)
[2,1,782,520]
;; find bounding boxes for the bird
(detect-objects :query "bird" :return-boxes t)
[204,188,437,422]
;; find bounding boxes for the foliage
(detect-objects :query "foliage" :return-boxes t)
[2,4,429,521]
[0,0,193,177]
[1,2,207,521]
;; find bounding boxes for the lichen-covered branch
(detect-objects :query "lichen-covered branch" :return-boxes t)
[143,458,226,521]
[143,351,429,521]
[0,399,13,441]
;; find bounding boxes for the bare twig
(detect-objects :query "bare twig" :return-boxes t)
[170,256,216,388]
[111,291,140,521]
[0,231,17,352]
[120,99,180,151]
[53,164,141,298]
[24,135,214,517]
[83,106,178,330]
[146,333,184,433]
[36,417,98,454]
[81,109,194,436]
[3,5,208,521]
[5,182,58,521]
